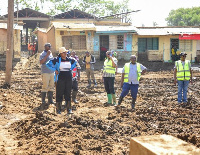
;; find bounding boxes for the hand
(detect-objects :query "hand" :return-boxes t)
[47,50,51,56]
[55,70,59,75]
[174,79,177,85]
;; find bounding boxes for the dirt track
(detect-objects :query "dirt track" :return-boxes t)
[0,55,200,154]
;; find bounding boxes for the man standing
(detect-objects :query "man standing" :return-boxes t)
[102,51,118,105]
[39,43,55,109]
[174,52,192,105]
[82,51,97,87]
[118,55,147,110]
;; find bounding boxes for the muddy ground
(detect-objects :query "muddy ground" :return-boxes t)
[0,54,200,154]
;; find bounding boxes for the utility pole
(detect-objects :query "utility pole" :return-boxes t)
[5,0,14,87]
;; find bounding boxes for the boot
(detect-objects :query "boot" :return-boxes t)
[40,92,46,110]
[117,96,123,107]
[112,94,116,106]
[66,101,73,114]
[107,94,112,105]
[56,102,61,114]
[72,91,79,104]
[48,91,55,104]
[87,80,91,88]
[93,80,97,87]
[131,98,136,110]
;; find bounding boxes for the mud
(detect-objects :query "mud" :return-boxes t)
[0,54,200,154]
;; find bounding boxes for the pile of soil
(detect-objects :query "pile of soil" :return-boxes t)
[0,54,200,154]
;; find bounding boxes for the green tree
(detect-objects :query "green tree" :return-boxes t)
[15,0,130,19]
[166,7,200,26]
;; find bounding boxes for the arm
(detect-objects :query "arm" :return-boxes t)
[46,59,56,72]
[110,57,117,68]
[141,69,147,75]
[40,50,51,64]
[71,59,77,70]
[120,73,125,88]
[82,56,86,64]
[174,68,177,85]
[90,56,96,64]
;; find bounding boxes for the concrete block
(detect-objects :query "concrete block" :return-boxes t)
[130,134,200,155]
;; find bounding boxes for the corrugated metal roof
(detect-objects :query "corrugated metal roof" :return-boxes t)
[137,27,200,35]
[0,23,23,30]
[95,25,137,33]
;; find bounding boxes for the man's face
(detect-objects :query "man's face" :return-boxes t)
[130,56,136,64]
[45,45,51,51]
[180,55,186,60]
[72,52,75,57]
[106,52,111,58]
[86,52,89,56]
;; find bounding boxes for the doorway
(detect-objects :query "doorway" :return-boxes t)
[170,38,179,61]
[100,35,109,61]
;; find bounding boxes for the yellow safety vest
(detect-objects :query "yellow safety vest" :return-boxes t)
[103,58,116,74]
[176,60,191,80]
[124,63,142,82]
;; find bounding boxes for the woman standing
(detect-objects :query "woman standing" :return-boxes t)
[46,47,76,114]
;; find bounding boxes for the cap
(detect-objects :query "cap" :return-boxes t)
[179,52,187,56]
[44,43,51,47]
[59,47,67,54]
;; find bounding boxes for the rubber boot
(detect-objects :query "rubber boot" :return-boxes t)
[131,98,136,110]
[107,94,112,105]
[117,96,123,107]
[40,92,46,110]
[48,91,55,104]
[56,102,61,114]
[93,79,97,87]
[72,91,79,104]
[87,80,91,88]
[112,94,117,106]
[66,101,73,114]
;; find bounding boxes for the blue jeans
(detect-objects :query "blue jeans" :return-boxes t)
[177,80,189,103]
[120,83,139,99]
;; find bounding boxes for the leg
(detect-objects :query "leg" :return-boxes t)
[118,83,130,105]
[48,73,55,104]
[90,69,97,86]
[130,84,139,109]
[64,78,73,113]
[108,77,116,105]
[183,80,189,103]
[55,79,65,114]
[41,73,50,109]
[177,80,184,103]
[72,80,79,104]
[86,69,91,87]
[104,77,112,104]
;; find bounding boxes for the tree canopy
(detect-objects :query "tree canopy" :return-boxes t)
[166,7,200,26]
[15,0,130,18]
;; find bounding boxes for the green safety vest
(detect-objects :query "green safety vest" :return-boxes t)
[124,63,142,82]
[176,60,191,80]
[103,58,116,74]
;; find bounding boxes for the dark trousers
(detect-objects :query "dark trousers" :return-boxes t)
[103,77,115,94]
[56,78,72,102]
[72,79,78,91]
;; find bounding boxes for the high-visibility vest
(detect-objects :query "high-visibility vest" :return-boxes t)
[103,58,116,74]
[124,63,142,82]
[176,60,191,80]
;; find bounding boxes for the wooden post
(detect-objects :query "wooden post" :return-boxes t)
[5,0,14,86]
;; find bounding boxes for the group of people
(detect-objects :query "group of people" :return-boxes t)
[39,43,193,115]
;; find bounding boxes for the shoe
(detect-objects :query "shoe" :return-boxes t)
[117,96,123,107]
[131,98,136,110]
[107,94,112,105]
[56,102,62,114]
[68,109,73,114]
[93,80,97,87]
[112,94,116,106]
[72,91,79,104]
[87,80,91,88]
[40,92,46,110]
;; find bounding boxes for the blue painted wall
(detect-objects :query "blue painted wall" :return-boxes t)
[93,33,99,51]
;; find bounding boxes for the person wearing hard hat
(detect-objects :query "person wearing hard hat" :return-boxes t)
[102,51,118,105]
[39,43,54,110]
[174,52,192,106]
[117,55,147,110]
[46,47,77,114]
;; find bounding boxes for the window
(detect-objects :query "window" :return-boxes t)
[117,35,124,49]
[179,40,192,52]
[62,35,86,50]
[138,38,159,52]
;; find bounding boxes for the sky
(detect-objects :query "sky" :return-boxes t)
[0,0,199,27]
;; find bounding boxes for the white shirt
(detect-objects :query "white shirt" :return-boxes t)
[60,61,71,71]
[122,63,147,84]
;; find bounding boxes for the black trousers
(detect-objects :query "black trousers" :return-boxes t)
[72,79,78,91]
[103,77,115,94]
[56,77,72,102]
